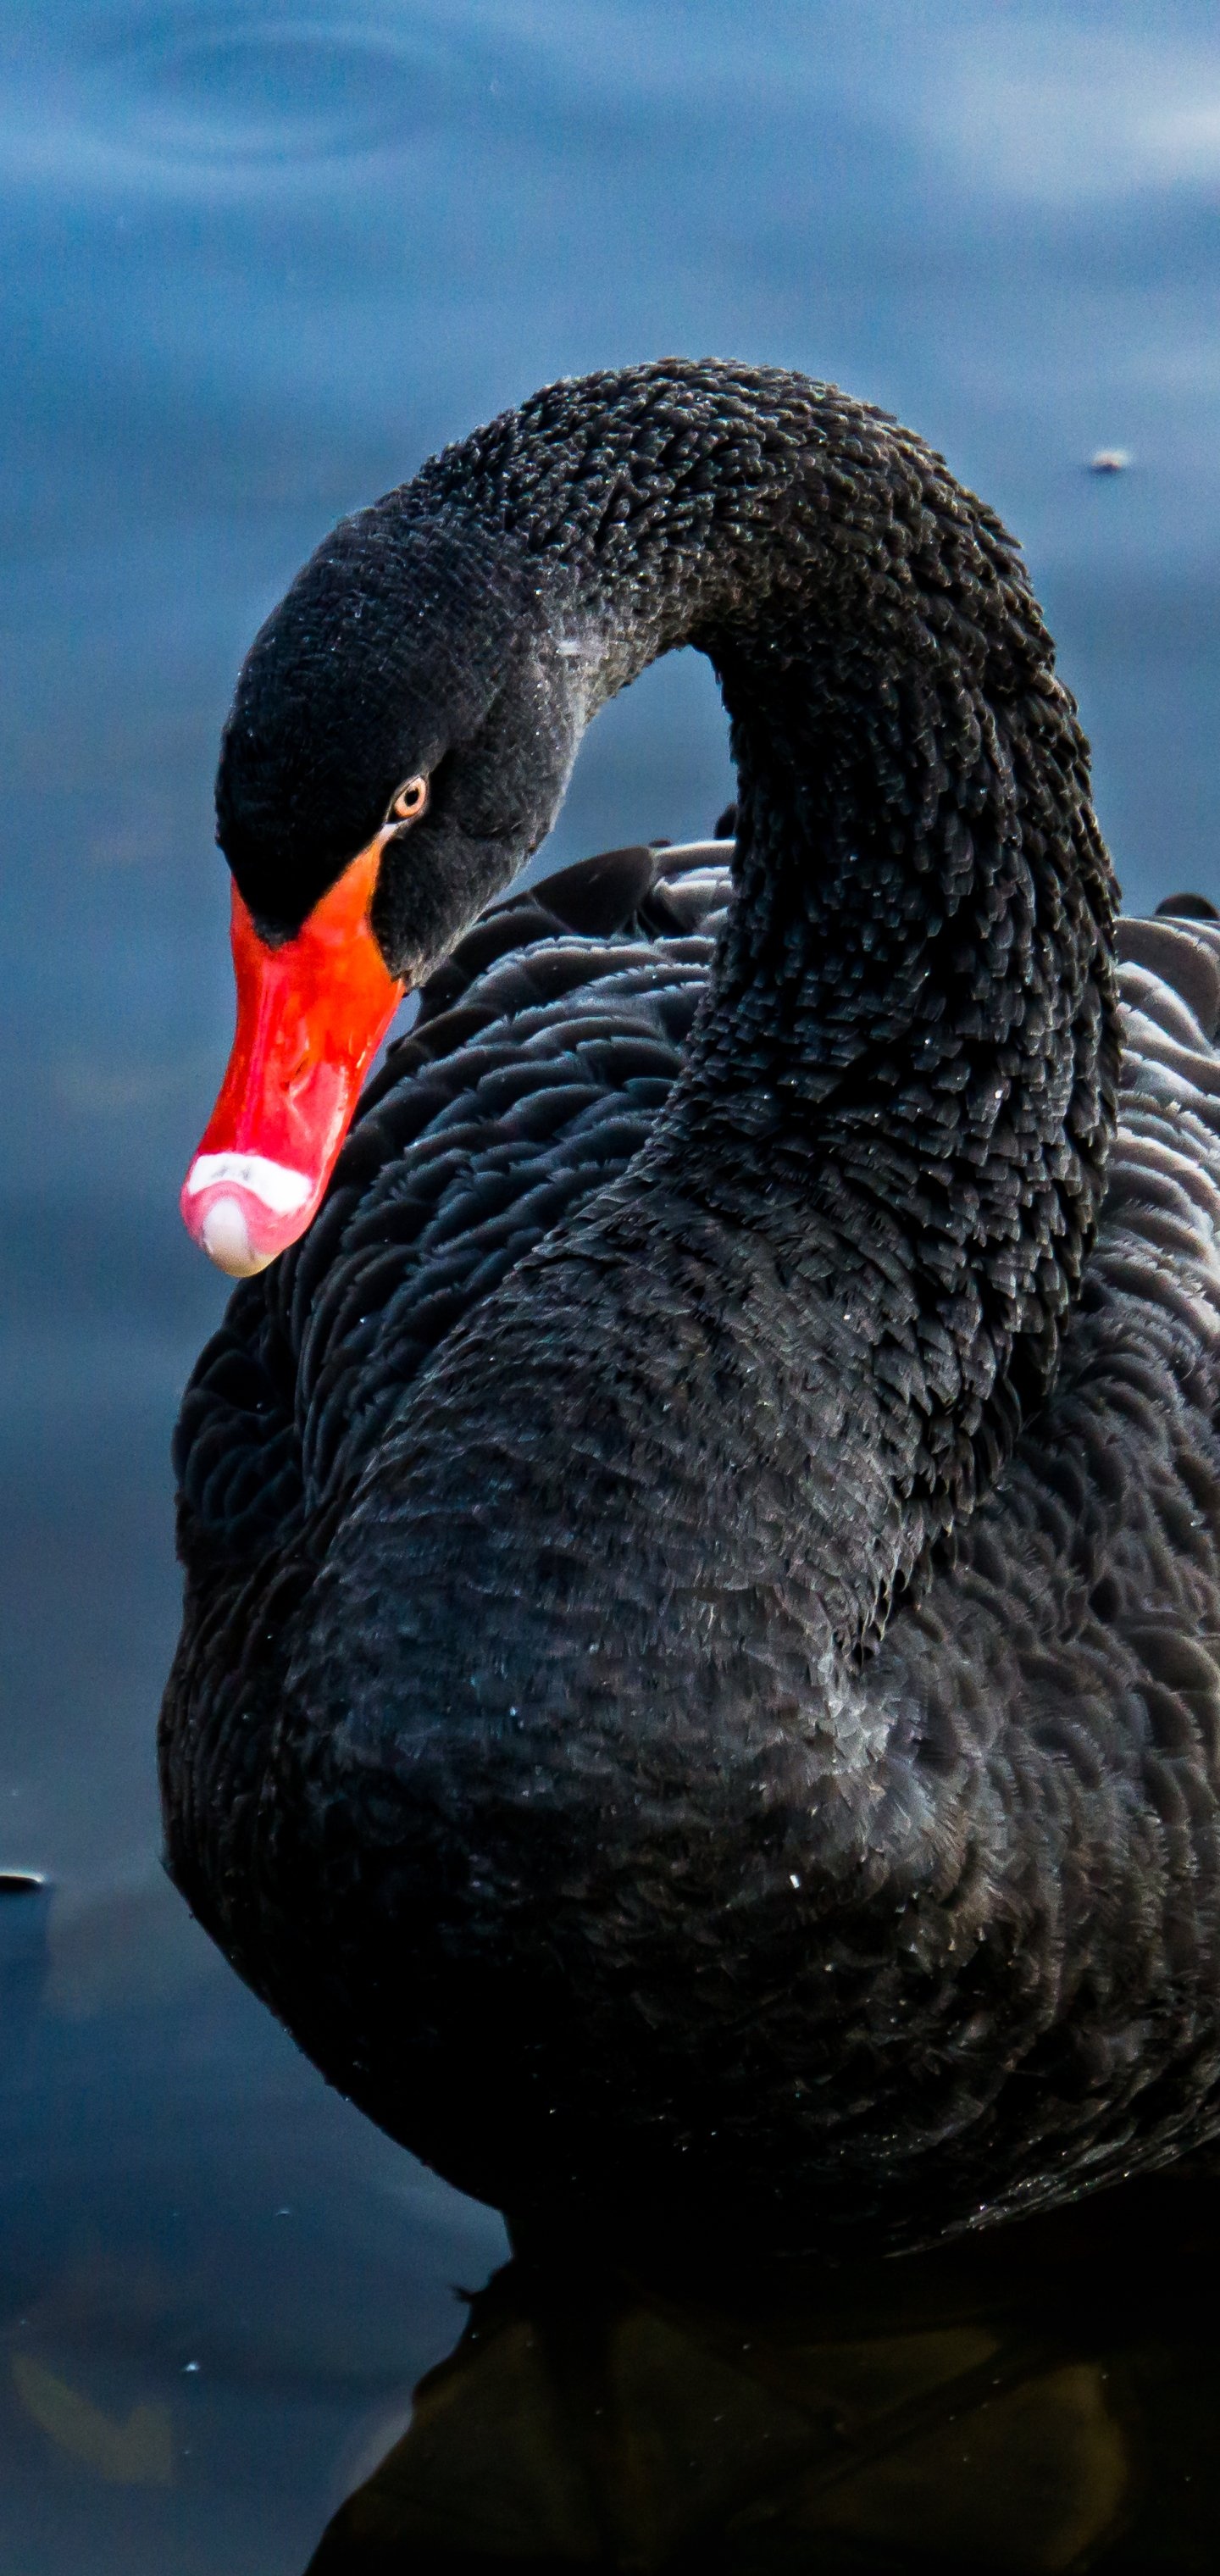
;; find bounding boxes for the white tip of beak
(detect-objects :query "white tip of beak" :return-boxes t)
[201,1195,274,1279]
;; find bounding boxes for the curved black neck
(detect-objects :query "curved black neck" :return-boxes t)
[428,364,1120,1565]
[392,364,1117,1649]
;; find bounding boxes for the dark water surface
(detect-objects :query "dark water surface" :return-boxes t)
[3,3,1220,2565]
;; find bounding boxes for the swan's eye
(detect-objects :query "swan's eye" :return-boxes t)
[388,774,429,825]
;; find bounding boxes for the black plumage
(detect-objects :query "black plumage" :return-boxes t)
[162,364,1220,2254]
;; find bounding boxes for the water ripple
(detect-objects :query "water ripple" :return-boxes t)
[83,12,452,164]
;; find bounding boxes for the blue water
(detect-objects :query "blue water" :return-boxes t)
[3,3,1220,2565]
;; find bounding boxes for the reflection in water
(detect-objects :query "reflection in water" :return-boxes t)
[309,2172,1220,2573]
[0,1874,507,2572]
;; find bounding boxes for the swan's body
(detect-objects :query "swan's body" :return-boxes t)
[162,363,1220,2252]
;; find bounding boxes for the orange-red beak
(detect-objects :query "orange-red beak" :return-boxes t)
[181,836,405,1277]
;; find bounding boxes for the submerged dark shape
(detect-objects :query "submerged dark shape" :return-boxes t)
[308,2171,1220,2574]
[161,361,1220,2256]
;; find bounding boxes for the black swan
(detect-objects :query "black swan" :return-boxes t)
[162,360,1220,2256]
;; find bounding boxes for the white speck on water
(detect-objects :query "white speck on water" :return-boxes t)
[1089,447,1131,474]
[790,1872,801,1888]
[183,2361,201,2374]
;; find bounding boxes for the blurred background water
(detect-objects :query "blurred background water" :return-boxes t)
[2,3,1219,2566]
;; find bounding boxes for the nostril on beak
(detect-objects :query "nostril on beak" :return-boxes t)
[281,1038,312,1094]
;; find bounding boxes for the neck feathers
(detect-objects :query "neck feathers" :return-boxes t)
[480,362,1118,1602]
[413,362,1121,1639]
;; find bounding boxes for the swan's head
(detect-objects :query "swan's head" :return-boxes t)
[183,500,596,1276]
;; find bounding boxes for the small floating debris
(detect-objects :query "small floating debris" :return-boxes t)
[0,1871,47,1896]
[1089,448,1131,475]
